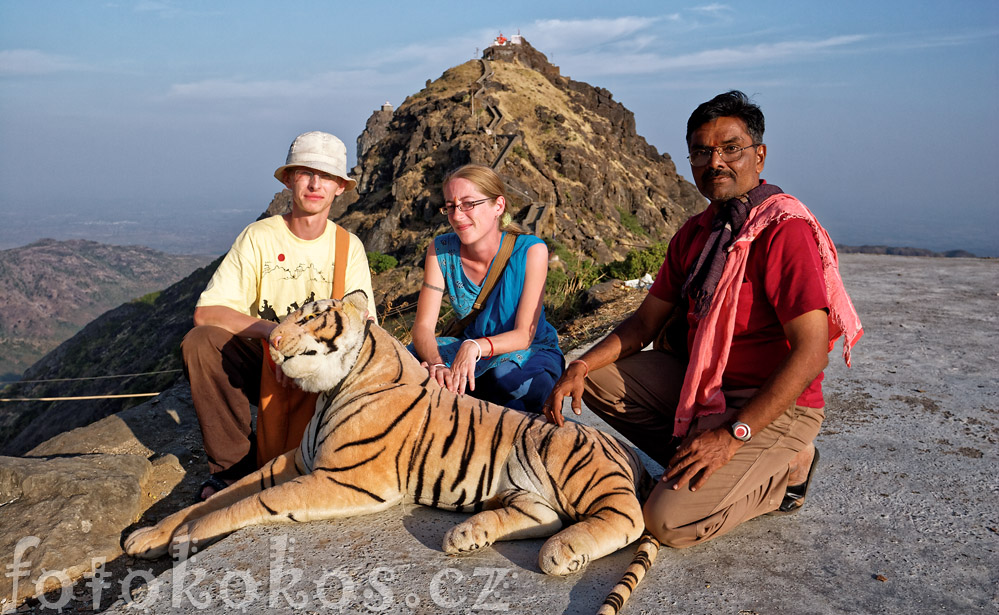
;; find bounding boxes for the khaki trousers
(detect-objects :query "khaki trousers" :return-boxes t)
[583,349,823,548]
[181,325,261,479]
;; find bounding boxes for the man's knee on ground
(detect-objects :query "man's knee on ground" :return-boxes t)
[642,487,725,549]
[643,505,702,549]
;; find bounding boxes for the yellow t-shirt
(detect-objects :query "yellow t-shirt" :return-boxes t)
[197,215,377,322]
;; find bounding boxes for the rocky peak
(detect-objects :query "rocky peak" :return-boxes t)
[273,38,704,264]
[482,37,561,83]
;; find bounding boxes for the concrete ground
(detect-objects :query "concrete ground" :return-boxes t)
[105,254,998,614]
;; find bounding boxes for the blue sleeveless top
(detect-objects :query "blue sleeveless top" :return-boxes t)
[434,232,562,377]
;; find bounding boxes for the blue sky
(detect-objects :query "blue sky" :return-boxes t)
[1,1,997,255]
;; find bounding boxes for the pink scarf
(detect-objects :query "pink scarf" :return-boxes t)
[672,193,863,437]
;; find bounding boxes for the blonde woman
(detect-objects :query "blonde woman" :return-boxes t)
[410,164,563,412]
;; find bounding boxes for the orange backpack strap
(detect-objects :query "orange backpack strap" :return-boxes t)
[332,224,349,300]
[256,348,317,468]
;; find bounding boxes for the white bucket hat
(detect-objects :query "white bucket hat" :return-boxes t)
[274,131,357,191]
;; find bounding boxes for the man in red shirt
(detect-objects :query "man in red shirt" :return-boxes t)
[544,91,855,547]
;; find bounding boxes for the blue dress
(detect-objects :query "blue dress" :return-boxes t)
[423,232,564,412]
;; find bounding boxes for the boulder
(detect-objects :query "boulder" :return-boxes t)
[582,280,626,311]
[0,454,150,609]
[0,382,201,610]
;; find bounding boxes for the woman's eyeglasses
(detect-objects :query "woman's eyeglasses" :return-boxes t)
[440,197,492,216]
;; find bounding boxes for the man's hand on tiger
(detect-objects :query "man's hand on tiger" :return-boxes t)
[543,362,586,426]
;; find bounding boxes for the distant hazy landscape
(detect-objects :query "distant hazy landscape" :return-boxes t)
[3,202,996,258]
[0,205,258,256]
[0,240,213,380]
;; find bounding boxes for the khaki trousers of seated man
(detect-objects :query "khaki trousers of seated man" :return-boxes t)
[582,349,823,549]
[181,325,262,479]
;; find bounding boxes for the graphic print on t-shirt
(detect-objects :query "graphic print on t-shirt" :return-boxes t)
[262,259,333,285]
[261,254,332,322]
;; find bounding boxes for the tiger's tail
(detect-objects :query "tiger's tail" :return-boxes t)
[595,531,661,615]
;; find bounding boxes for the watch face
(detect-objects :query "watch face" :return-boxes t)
[732,422,751,441]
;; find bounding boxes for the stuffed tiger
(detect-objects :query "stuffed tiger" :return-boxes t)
[125,290,654,608]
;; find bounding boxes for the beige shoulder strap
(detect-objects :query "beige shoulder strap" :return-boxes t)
[471,232,517,311]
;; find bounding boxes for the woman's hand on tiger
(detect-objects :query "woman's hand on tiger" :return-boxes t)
[451,343,479,396]
[423,362,454,391]
[543,365,586,426]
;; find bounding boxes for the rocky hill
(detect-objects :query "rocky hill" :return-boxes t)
[0,258,220,455]
[0,239,211,379]
[346,39,703,260]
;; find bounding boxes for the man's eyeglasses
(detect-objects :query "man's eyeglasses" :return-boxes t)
[687,144,761,167]
[439,198,492,216]
[293,168,339,183]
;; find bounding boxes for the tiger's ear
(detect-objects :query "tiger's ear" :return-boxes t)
[343,289,369,314]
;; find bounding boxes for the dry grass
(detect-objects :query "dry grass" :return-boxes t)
[556,286,647,352]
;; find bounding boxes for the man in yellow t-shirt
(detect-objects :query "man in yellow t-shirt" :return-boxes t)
[182,131,376,500]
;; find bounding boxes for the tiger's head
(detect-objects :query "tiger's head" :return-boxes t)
[267,290,370,393]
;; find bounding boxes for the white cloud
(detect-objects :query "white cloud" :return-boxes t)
[557,35,870,76]
[692,3,734,17]
[659,35,870,70]
[165,68,409,102]
[0,49,86,76]
[167,78,303,100]
[358,38,482,71]
[130,0,221,19]
[877,28,999,51]
[528,17,662,53]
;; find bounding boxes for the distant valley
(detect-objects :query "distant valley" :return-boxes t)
[0,239,213,379]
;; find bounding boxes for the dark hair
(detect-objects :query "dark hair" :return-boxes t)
[686,90,765,146]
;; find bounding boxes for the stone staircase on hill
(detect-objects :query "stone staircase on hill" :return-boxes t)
[473,57,554,237]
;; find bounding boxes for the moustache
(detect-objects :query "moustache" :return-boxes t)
[702,169,733,182]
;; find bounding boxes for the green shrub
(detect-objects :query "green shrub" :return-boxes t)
[367,251,398,274]
[603,241,669,280]
[615,206,647,237]
[131,291,161,305]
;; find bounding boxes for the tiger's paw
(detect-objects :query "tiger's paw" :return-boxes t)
[538,535,593,576]
[124,526,171,560]
[167,520,222,558]
[443,520,495,555]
